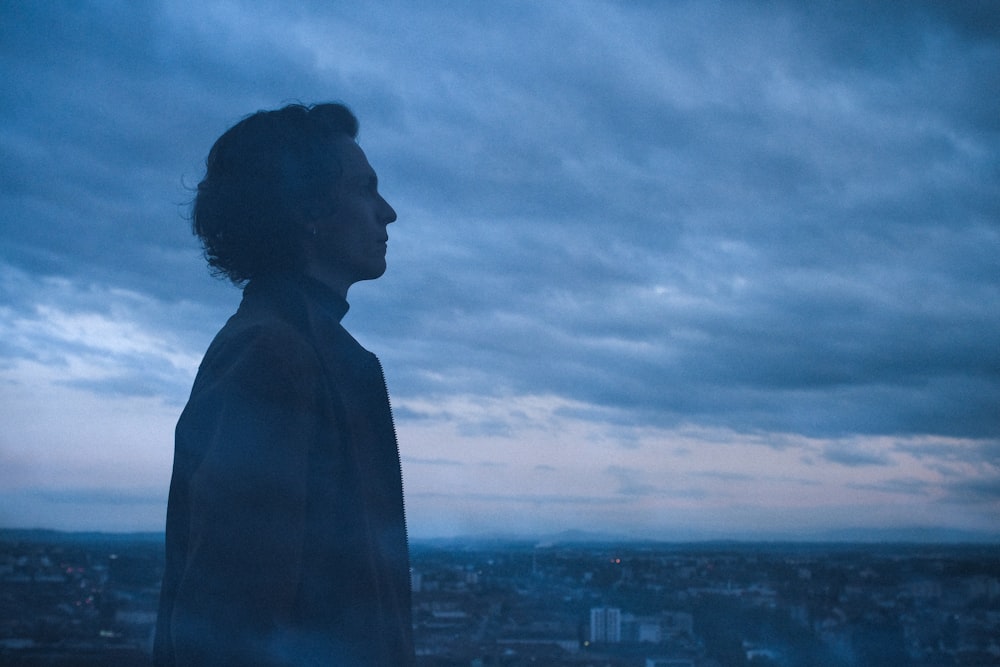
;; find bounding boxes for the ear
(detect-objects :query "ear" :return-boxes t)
[293,201,325,235]
[302,194,338,224]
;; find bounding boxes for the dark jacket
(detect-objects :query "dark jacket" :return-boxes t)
[154,274,414,666]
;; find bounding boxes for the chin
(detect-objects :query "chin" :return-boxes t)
[360,264,387,282]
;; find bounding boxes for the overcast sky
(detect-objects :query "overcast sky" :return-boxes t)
[2,0,998,540]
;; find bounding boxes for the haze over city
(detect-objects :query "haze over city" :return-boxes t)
[1,1,998,541]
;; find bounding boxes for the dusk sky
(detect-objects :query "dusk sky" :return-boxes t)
[2,1,998,541]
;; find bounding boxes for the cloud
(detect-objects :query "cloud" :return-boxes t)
[821,445,893,468]
[604,465,712,501]
[0,265,205,403]
[409,491,630,507]
[29,488,165,506]
[845,478,934,498]
[606,466,660,497]
[690,471,756,483]
[942,477,1000,505]
[456,418,514,439]
[894,438,1000,468]
[403,457,464,467]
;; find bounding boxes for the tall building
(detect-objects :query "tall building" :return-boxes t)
[589,606,621,643]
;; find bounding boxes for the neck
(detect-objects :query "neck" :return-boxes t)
[302,265,351,300]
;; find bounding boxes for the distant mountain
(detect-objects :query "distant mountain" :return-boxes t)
[0,528,164,544]
[797,525,1000,544]
[412,525,1000,546]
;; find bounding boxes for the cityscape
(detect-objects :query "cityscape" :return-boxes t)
[1,530,998,666]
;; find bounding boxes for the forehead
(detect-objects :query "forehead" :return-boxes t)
[331,136,374,182]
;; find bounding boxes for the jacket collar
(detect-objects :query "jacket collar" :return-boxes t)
[244,272,350,324]
[297,273,350,324]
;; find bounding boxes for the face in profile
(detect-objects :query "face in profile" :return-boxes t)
[307,137,397,292]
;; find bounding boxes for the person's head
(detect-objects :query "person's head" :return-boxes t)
[192,102,396,291]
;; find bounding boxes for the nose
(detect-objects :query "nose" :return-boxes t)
[380,195,397,225]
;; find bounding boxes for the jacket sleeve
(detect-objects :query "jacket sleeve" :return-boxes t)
[167,324,326,666]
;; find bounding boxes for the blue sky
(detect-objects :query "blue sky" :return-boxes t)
[1,0,998,540]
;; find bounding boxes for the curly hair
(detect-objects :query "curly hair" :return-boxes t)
[192,103,359,285]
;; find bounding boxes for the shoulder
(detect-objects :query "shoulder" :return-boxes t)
[195,309,323,405]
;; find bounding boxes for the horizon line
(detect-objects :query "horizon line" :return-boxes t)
[2,526,998,546]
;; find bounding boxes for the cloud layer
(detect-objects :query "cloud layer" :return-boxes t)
[1,0,997,538]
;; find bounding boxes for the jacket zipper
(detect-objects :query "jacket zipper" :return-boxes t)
[375,357,412,590]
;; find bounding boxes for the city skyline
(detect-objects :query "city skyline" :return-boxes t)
[1,1,998,541]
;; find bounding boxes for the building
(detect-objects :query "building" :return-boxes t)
[590,607,621,644]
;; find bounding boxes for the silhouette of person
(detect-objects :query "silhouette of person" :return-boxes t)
[154,103,415,666]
